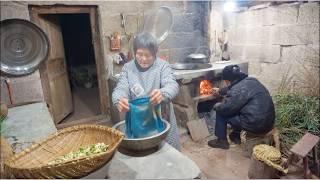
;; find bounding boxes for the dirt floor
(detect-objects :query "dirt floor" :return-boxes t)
[62,86,100,123]
[180,134,251,179]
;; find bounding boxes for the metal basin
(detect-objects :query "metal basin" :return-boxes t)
[112,120,170,151]
[170,63,212,70]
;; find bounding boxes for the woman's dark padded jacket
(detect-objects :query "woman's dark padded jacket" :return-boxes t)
[214,77,275,134]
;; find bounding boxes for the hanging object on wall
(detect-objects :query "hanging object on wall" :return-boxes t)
[0,19,49,76]
[109,32,121,51]
[218,30,230,61]
[142,6,173,45]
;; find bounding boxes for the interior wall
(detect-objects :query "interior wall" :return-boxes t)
[0,1,209,117]
[209,2,224,61]
[210,1,320,94]
[2,1,318,107]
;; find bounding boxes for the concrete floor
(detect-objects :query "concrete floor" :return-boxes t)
[61,86,100,123]
[180,134,251,179]
[3,102,57,153]
[57,87,253,179]
[3,100,309,179]
[53,85,253,179]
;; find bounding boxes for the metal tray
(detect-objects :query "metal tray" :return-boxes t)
[170,63,212,70]
[0,19,49,76]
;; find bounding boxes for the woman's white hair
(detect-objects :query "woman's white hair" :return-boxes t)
[133,32,158,58]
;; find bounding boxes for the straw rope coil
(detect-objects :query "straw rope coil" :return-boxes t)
[240,130,274,144]
[252,144,288,173]
[4,125,124,178]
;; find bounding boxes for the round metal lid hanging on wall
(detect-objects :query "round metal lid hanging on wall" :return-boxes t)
[0,19,49,76]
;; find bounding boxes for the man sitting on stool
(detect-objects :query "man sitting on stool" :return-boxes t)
[208,65,275,149]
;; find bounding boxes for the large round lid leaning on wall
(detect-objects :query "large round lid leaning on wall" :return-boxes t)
[0,19,49,76]
[142,6,173,45]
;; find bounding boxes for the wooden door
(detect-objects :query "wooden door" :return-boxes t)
[33,15,73,124]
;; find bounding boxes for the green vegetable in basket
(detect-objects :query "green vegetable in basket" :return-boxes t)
[48,143,109,165]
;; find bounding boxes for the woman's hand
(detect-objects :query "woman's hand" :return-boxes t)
[117,97,129,113]
[149,89,163,105]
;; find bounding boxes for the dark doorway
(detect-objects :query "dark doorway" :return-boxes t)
[30,6,109,128]
[59,13,100,123]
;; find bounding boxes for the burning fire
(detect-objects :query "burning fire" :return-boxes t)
[200,80,214,96]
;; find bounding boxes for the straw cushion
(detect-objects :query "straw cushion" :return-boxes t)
[4,125,124,178]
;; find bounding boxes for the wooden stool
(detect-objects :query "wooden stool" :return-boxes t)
[241,128,280,158]
[289,133,319,178]
[248,155,278,178]
[248,144,287,179]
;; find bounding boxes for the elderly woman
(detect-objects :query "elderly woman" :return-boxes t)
[112,32,181,150]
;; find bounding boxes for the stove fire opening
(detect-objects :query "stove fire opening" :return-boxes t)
[200,80,214,96]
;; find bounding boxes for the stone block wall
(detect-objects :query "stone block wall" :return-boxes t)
[159,1,210,64]
[0,1,209,108]
[211,2,319,94]
[209,2,224,60]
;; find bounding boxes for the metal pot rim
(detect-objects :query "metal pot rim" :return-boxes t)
[112,119,171,141]
[170,63,212,70]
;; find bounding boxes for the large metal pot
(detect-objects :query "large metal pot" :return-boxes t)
[112,120,170,151]
[186,53,208,63]
[186,46,212,63]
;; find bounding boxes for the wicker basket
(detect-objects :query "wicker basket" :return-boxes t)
[4,125,124,178]
[1,136,14,178]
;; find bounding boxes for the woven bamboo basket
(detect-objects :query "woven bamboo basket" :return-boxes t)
[4,125,124,179]
[1,136,14,178]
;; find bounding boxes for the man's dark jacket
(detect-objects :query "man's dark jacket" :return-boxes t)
[215,76,275,134]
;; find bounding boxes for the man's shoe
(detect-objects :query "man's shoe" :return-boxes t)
[229,132,241,144]
[208,139,229,149]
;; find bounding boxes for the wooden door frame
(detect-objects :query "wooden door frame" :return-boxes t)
[29,5,108,125]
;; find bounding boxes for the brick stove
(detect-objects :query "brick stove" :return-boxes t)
[172,61,248,129]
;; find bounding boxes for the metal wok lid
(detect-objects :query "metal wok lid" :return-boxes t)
[0,19,49,76]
